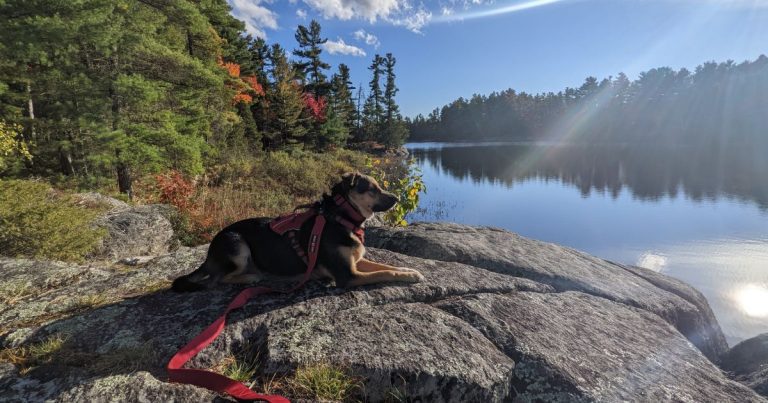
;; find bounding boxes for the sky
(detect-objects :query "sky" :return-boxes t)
[227,0,768,117]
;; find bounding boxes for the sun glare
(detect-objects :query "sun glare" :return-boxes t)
[735,284,768,318]
[437,0,567,22]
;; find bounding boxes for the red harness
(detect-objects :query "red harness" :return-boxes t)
[167,195,365,402]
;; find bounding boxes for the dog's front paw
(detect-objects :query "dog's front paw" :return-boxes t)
[404,269,425,283]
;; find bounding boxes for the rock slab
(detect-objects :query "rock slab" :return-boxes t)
[0,223,762,402]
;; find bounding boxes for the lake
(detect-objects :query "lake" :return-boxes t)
[406,142,768,346]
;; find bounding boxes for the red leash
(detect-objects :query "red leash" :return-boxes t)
[167,216,327,402]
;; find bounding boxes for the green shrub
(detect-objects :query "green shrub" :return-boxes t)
[0,180,107,262]
[367,157,426,226]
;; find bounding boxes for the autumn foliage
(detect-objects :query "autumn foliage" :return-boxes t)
[222,62,240,78]
[217,60,264,105]
[302,93,327,121]
[154,170,217,241]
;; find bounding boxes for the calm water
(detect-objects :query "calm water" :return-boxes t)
[407,142,768,345]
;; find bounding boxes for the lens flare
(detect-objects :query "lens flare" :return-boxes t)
[735,284,768,318]
[436,0,568,23]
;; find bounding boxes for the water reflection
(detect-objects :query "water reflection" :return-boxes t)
[407,142,768,344]
[409,143,768,209]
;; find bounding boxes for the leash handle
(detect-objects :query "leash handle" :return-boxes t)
[167,216,326,402]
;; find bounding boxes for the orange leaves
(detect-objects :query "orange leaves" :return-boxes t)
[155,170,194,211]
[243,76,265,96]
[233,93,254,104]
[153,170,218,242]
[223,62,240,78]
[217,59,264,105]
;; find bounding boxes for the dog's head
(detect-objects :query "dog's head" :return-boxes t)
[331,172,399,218]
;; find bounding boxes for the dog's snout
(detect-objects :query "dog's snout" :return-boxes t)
[373,192,399,212]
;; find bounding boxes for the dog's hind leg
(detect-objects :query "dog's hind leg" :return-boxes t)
[172,263,211,292]
[220,241,263,285]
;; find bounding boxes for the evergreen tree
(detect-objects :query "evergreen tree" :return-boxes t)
[383,53,400,121]
[350,84,366,142]
[361,55,384,141]
[247,37,271,138]
[0,0,232,196]
[293,20,330,97]
[330,64,356,133]
[266,44,307,150]
[380,53,408,147]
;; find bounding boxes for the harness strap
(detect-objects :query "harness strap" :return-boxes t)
[167,215,327,402]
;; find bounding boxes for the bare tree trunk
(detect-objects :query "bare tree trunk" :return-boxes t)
[109,52,132,199]
[115,149,132,199]
[187,30,194,56]
[26,81,36,141]
[58,145,75,176]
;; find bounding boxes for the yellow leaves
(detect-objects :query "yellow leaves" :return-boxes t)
[0,120,31,169]
[366,158,426,227]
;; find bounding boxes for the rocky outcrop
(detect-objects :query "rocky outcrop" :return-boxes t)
[90,202,175,261]
[1,223,763,402]
[721,334,768,397]
[366,223,729,362]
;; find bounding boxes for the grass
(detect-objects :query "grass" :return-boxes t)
[217,354,258,383]
[73,293,115,310]
[0,281,37,305]
[210,340,363,402]
[289,362,363,402]
[0,334,67,374]
[0,334,155,376]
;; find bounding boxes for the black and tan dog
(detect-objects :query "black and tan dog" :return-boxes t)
[172,172,424,292]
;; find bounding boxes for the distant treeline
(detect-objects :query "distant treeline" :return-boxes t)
[412,143,768,210]
[408,55,768,146]
[0,1,407,196]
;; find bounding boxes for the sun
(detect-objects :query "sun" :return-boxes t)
[735,284,768,318]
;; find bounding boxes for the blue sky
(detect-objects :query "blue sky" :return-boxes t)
[228,0,768,117]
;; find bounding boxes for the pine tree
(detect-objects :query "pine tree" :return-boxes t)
[0,0,232,196]
[266,44,307,150]
[383,53,400,121]
[330,64,356,133]
[380,53,408,147]
[247,37,271,139]
[293,20,330,98]
[361,55,384,141]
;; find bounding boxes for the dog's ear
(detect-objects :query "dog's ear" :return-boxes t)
[332,172,362,195]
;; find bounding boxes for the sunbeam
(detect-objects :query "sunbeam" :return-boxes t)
[436,0,570,23]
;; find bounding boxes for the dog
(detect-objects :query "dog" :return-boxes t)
[172,172,424,292]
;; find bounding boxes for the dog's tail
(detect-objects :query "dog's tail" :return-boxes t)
[171,263,211,292]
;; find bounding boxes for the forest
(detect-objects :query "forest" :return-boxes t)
[0,0,409,197]
[408,55,768,148]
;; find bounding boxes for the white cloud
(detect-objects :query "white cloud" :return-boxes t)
[296,8,308,19]
[229,0,278,38]
[323,38,367,56]
[391,6,432,33]
[302,0,403,21]
[353,29,381,48]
